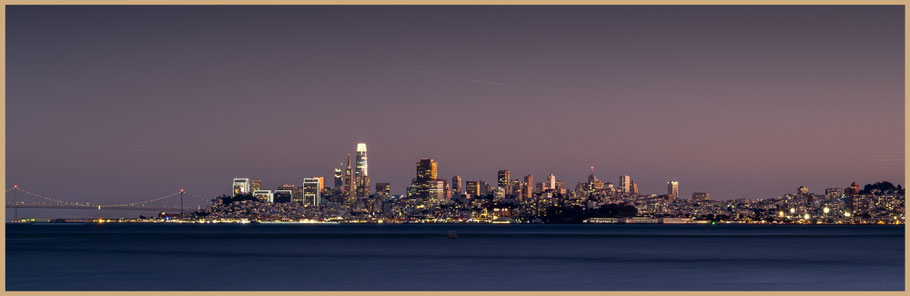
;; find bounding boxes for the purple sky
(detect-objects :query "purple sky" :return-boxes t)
[7,5,905,204]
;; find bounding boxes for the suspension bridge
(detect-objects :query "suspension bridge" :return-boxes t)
[5,185,214,220]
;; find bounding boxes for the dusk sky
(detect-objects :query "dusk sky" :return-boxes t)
[7,5,905,204]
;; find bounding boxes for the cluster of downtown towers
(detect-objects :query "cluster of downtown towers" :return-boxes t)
[229,142,697,206]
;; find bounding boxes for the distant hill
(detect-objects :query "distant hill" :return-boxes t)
[859,181,904,195]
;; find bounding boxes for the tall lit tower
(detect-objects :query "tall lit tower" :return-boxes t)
[355,143,370,197]
[497,170,512,196]
[452,176,463,195]
[333,167,343,189]
[414,158,438,199]
[546,173,557,191]
[667,181,679,199]
[344,153,355,200]
[619,175,632,193]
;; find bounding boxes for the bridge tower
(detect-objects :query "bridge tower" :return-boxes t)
[180,188,185,214]
[12,185,18,222]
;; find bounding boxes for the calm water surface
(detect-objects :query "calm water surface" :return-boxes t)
[5,224,905,291]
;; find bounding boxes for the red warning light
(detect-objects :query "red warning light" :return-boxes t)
[180,188,185,193]
[13,184,18,189]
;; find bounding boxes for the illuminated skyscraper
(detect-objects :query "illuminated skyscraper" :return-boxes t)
[466,180,481,197]
[414,158,438,199]
[521,175,534,199]
[452,176,463,195]
[668,181,679,199]
[303,178,323,206]
[497,170,512,196]
[619,175,632,193]
[344,153,355,202]
[355,143,370,197]
[333,168,343,189]
[630,180,639,195]
[546,173,556,191]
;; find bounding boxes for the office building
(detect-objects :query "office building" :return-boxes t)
[251,178,262,192]
[497,170,512,196]
[668,181,679,199]
[252,190,273,203]
[414,158,439,199]
[452,176,463,195]
[232,178,251,196]
[619,175,632,193]
[303,178,323,206]
[334,168,343,189]
[546,173,556,191]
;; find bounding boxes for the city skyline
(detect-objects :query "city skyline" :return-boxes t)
[7,5,904,204]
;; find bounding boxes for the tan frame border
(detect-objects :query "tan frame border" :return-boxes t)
[0,1,907,296]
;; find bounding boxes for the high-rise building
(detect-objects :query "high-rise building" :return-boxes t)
[376,183,391,196]
[667,181,679,199]
[497,170,512,196]
[303,178,323,206]
[546,173,557,191]
[232,178,251,196]
[431,179,449,201]
[692,192,710,202]
[630,180,639,195]
[555,180,565,192]
[333,168,343,189]
[797,186,809,195]
[619,175,632,193]
[452,176,463,195]
[521,175,534,199]
[846,182,860,196]
[344,153,355,202]
[251,178,262,192]
[466,180,481,197]
[414,158,439,199]
[355,143,370,197]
